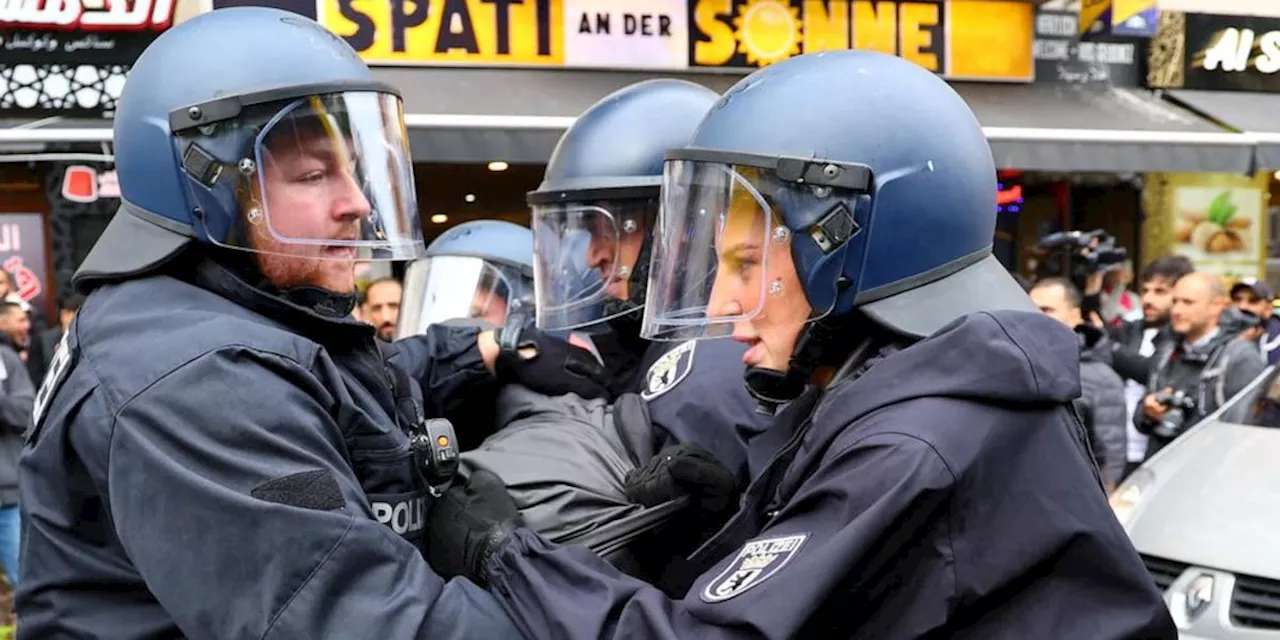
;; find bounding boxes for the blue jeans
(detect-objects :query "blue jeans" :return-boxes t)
[0,506,19,589]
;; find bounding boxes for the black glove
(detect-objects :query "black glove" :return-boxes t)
[625,444,740,515]
[493,314,609,399]
[427,470,521,587]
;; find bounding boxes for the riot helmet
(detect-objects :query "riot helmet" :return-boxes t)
[74,7,423,295]
[527,79,719,332]
[395,220,535,338]
[641,51,1033,406]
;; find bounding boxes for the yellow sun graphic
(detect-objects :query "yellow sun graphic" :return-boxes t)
[732,0,802,67]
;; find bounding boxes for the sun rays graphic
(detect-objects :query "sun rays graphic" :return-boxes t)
[733,0,803,67]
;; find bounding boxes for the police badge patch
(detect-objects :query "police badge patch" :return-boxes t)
[640,340,696,401]
[701,533,809,603]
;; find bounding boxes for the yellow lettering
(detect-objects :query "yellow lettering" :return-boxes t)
[741,554,777,570]
[802,0,848,53]
[898,2,939,71]
[852,1,896,55]
[693,0,736,66]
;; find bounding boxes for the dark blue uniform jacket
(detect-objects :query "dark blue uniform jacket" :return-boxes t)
[484,310,1177,639]
[631,338,771,478]
[17,258,522,639]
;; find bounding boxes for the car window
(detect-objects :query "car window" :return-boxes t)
[1227,366,1280,427]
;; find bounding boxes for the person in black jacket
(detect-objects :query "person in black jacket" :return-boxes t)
[1030,278,1127,490]
[1109,255,1193,477]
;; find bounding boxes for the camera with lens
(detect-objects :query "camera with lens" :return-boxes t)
[1034,229,1128,289]
[1151,389,1198,439]
[1219,306,1263,336]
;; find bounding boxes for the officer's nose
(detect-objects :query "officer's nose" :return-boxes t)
[332,168,372,222]
[586,232,614,272]
[707,274,744,320]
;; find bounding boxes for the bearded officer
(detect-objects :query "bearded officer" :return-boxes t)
[16,8,574,638]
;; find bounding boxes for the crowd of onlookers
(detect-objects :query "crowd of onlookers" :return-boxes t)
[1020,257,1274,492]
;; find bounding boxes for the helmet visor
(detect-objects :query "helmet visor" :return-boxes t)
[185,91,424,262]
[641,159,831,341]
[530,200,650,331]
[395,256,531,338]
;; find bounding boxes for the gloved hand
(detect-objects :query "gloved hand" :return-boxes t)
[427,470,522,587]
[493,315,609,399]
[625,444,740,516]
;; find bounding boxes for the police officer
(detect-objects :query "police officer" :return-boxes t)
[397,220,537,337]
[426,51,1176,638]
[395,219,557,450]
[17,9,578,637]
[529,78,769,477]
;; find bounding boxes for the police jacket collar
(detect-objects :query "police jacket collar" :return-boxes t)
[188,255,373,343]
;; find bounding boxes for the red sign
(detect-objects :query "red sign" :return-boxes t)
[0,214,49,312]
[997,184,1024,206]
[61,165,119,203]
[3,256,41,303]
[0,0,176,31]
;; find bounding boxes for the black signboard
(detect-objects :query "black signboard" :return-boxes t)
[1034,9,1144,86]
[1152,12,1280,92]
[0,0,175,118]
[211,0,314,20]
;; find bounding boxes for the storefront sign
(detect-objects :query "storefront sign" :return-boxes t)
[0,213,49,313]
[563,0,687,69]
[1149,12,1280,91]
[322,0,565,66]
[1142,172,1268,283]
[1034,9,1142,86]
[61,166,120,204]
[1078,0,1111,36]
[0,0,178,118]
[1111,0,1157,37]
[687,0,1033,79]
[321,0,1034,79]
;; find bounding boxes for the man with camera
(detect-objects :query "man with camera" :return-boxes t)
[1137,271,1265,457]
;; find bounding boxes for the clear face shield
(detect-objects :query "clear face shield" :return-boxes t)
[642,157,855,342]
[395,256,534,338]
[530,198,653,331]
[174,89,425,263]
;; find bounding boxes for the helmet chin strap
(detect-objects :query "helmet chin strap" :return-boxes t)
[743,314,879,415]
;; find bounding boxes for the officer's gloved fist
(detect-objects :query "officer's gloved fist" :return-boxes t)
[625,444,740,516]
[427,470,521,588]
[493,313,609,399]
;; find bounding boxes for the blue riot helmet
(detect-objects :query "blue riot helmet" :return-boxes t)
[72,7,424,294]
[642,51,1034,407]
[527,79,719,332]
[395,220,536,338]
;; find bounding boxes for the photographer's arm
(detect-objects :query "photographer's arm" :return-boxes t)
[1110,345,1154,384]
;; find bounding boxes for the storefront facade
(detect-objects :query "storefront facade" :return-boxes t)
[5,0,1277,305]
[0,0,209,318]
[1144,9,1280,286]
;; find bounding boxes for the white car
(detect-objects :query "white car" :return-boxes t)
[1112,366,1280,639]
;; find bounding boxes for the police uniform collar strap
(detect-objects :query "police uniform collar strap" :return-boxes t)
[190,257,371,340]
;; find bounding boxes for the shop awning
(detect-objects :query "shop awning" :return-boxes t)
[386,67,743,164]
[1162,89,1280,170]
[950,82,1256,173]
[0,71,1258,173]
[0,69,742,164]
